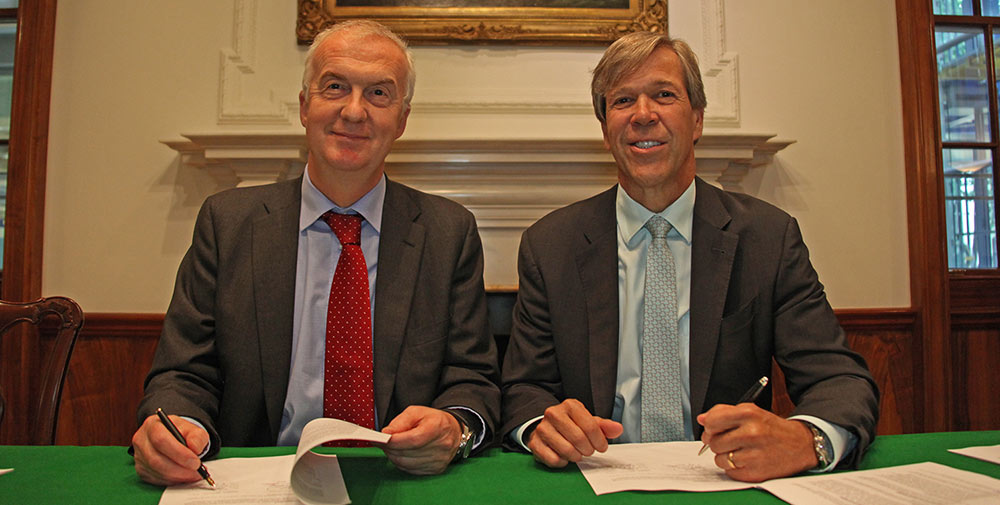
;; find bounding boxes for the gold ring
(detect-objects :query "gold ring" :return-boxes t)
[727,451,737,469]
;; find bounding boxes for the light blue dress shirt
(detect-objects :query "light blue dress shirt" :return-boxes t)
[273,169,486,449]
[277,170,384,446]
[516,181,855,471]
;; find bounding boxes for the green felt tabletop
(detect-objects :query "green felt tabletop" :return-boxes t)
[1,431,997,504]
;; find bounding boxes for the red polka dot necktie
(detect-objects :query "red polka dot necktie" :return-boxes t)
[321,211,375,442]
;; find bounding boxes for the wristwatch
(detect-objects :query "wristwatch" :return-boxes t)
[805,422,832,469]
[448,411,475,462]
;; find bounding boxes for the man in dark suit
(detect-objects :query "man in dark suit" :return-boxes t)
[132,20,499,485]
[501,32,877,482]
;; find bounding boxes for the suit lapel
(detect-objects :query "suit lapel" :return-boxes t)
[372,180,423,425]
[576,187,620,418]
[251,179,301,440]
[688,178,737,428]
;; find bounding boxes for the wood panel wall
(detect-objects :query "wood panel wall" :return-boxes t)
[27,307,963,447]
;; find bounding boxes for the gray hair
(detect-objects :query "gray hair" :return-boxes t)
[591,32,707,123]
[302,20,416,105]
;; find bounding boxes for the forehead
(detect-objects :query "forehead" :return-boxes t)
[609,46,684,92]
[310,31,407,84]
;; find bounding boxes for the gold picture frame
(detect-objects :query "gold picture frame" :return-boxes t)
[297,0,667,45]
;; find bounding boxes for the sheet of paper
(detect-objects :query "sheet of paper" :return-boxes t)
[949,444,1000,465]
[576,441,755,495]
[292,418,391,505]
[159,455,299,505]
[758,462,1000,505]
[159,418,390,505]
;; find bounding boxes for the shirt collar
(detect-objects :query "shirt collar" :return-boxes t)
[616,180,696,246]
[299,167,386,234]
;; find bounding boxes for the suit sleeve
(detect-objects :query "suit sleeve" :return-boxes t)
[772,217,879,468]
[429,215,501,450]
[499,230,565,450]
[136,198,225,457]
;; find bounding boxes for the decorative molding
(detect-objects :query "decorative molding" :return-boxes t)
[217,0,297,125]
[217,0,739,122]
[162,133,792,194]
[701,0,740,126]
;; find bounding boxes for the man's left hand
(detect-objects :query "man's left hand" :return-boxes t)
[380,406,463,475]
[697,403,817,482]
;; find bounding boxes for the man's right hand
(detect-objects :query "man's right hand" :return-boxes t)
[132,414,210,486]
[526,398,623,468]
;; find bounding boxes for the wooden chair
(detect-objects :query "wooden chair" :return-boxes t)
[0,296,84,444]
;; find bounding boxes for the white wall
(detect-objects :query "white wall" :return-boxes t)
[42,0,908,312]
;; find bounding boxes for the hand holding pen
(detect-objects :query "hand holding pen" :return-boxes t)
[697,376,768,455]
[156,408,216,488]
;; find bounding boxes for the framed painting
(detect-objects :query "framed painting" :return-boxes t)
[297,0,667,45]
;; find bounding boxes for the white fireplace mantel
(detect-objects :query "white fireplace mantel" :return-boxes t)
[162,132,793,288]
[162,132,792,189]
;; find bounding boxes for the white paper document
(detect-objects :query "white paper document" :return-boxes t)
[758,462,1000,505]
[159,418,390,505]
[578,443,1000,505]
[949,444,1000,465]
[576,441,755,495]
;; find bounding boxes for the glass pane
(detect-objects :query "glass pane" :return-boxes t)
[943,149,998,269]
[985,0,1000,15]
[0,20,13,268]
[936,27,991,142]
[934,0,974,15]
[0,145,6,263]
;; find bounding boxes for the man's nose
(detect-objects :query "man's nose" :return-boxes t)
[631,95,657,126]
[341,91,368,122]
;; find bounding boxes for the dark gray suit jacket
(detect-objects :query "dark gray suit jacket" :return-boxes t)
[501,178,878,468]
[138,177,500,456]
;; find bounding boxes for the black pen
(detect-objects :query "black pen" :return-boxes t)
[156,408,216,488]
[697,376,769,455]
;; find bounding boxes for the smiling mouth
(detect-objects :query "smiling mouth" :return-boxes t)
[631,141,663,149]
[331,130,368,140]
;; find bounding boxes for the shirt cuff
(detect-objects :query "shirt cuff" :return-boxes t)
[445,406,488,451]
[789,414,857,472]
[180,416,211,458]
[509,415,544,452]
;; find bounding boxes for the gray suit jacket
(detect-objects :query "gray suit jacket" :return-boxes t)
[501,178,878,468]
[138,177,500,456]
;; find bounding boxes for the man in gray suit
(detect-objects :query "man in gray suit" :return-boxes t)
[132,21,499,485]
[501,32,878,482]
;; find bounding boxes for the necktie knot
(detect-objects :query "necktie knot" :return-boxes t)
[322,211,362,245]
[644,215,672,239]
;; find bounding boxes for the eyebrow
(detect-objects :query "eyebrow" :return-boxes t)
[316,71,399,90]
[611,79,682,94]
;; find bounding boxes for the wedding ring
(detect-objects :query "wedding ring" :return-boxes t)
[727,451,737,469]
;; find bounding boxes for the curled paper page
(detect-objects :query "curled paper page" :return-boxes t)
[159,418,389,505]
[291,418,391,505]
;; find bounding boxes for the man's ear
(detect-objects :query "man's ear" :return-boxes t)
[298,90,309,127]
[692,108,704,144]
[395,105,411,139]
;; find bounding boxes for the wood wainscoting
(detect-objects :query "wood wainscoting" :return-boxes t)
[37,307,992,446]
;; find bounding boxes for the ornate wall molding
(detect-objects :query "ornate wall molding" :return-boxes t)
[217,0,298,125]
[216,0,739,123]
[701,0,740,126]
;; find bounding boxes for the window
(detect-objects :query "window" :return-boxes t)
[934,0,1000,269]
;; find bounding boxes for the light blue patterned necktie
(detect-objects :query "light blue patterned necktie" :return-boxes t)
[641,215,685,442]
